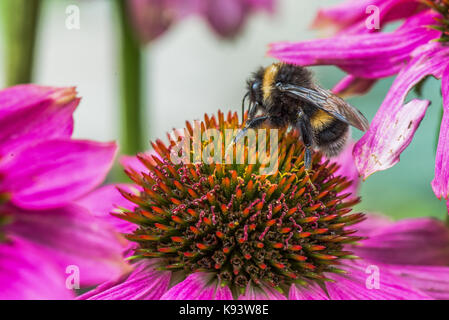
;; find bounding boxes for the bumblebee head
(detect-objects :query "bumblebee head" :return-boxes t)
[242,68,264,119]
[246,68,264,104]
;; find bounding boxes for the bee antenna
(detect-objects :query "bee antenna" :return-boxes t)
[241,92,250,123]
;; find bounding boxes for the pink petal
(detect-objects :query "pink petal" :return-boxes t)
[312,0,424,35]
[5,203,130,286]
[0,139,117,210]
[120,155,149,174]
[160,272,233,300]
[0,85,78,160]
[269,12,440,79]
[326,260,431,300]
[79,260,171,300]
[204,0,247,38]
[201,0,274,38]
[432,64,449,199]
[288,283,329,300]
[245,0,275,12]
[76,184,137,234]
[352,217,449,266]
[127,0,193,44]
[387,265,449,300]
[239,282,286,300]
[332,75,377,98]
[354,43,449,179]
[0,236,74,300]
[355,99,429,179]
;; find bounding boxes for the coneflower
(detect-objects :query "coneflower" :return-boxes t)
[80,111,449,300]
[0,85,129,299]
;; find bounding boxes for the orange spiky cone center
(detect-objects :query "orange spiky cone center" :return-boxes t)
[423,0,449,41]
[116,111,365,292]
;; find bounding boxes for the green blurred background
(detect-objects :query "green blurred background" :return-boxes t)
[0,0,446,220]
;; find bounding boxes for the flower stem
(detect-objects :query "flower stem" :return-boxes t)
[1,0,42,86]
[115,0,145,155]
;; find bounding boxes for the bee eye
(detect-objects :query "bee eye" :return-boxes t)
[252,82,260,91]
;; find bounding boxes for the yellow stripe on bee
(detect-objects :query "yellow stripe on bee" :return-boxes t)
[310,110,334,130]
[263,63,280,101]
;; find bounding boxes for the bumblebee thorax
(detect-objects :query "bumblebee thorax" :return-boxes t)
[262,63,282,103]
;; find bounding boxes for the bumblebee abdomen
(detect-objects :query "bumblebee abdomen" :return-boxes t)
[310,109,335,130]
[315,118,349,157]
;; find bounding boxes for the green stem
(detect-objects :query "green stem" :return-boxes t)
[115,0,145,155]
[1,0,42,86]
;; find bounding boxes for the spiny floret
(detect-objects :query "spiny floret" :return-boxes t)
[424,0,449,41]
[116,111,365,292]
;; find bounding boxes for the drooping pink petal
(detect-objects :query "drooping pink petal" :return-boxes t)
[288,282,329,300]
[0,139,117,210]
[357,98,429,179]
[332,75,377,98]
[354,43,449,179]
[326,260,431,300]
[239,282,286,300]
[269,12,440,79]
[312,0,424,35]
[0,85,78,159]
[79,260,171,300]
[387,265,449,300]
[352,217,449,266]
[5,203,130,286]
[432,64,449,199]
[0,236,74,300]
[76,184,137,234]
[160,272,233,300]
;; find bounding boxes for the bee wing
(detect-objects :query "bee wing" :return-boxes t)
[276,83,370,131]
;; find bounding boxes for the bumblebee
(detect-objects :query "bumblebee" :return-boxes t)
[235,63,369,170]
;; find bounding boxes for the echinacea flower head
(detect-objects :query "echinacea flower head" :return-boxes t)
[80,111,449,300]
[0,85,128,299]
[128,0,275,43]
[269,0,449,207]
[117,111,363,296]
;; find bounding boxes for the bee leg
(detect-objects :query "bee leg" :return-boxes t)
[297,114,316,191]
[248,102,260,121]
[234,115,268,143]
[241,92,250,122]
[225,115,269,156]
[304,147,312,171]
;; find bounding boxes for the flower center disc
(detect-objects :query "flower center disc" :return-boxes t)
[424,0,449,41]
[119,111,364,292]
